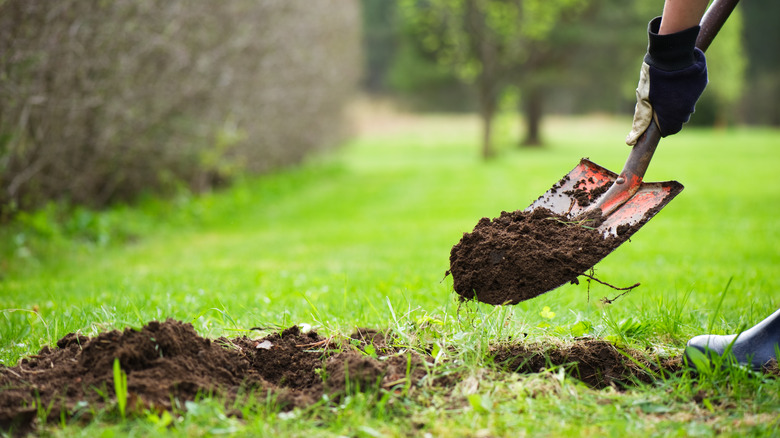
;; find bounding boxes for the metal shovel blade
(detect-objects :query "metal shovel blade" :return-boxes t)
[526,158,683,237]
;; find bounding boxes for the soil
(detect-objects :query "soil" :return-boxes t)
[449,207,627,305]
[0,319,691,433]
[491,339,681,389]
[0,320,433,433]
[562,176,610,208]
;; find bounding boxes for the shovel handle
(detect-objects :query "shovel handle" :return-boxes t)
[696,0,741,52]
[596,0,739,216]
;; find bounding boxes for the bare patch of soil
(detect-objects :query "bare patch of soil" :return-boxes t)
[1,320,684,433]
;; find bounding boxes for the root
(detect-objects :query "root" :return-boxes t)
[581,270,640,305]
[544,216,597,230]
[600,290,634,305]
[295,337,334,349]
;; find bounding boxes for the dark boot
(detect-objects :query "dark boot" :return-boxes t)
[685,308,780,371]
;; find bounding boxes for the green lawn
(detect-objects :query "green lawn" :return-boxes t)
[2,113,780,436]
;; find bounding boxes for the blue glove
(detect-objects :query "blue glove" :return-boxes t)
[626,17,708,145]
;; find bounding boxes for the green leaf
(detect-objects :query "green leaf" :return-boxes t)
[684,347,712,374]
[431,343,442,360]
[569,320,592,337]
[113,358,128,420]
[467,394,492,414]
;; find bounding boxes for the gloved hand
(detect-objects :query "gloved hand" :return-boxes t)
[626,17,708,146]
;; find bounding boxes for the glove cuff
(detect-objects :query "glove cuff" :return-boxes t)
[643,16,701,72]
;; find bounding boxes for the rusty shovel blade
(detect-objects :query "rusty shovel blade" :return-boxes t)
[526,158,683,237]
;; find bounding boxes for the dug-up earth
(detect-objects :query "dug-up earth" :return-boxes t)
[1,319,683,433]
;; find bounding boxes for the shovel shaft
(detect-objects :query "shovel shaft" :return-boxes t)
[597,121,661,216]
[696,0,741,52]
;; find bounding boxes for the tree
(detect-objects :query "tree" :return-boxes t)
[361,0,400,93]
[398,0,584,158]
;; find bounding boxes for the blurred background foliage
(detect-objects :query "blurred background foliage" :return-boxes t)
[364,0,771,156]
[0,0,361,219]
[0,0,777,220]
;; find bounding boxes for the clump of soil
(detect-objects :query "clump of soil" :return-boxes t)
[227,325,324,392]
[562,177,610,208]
[323,352,429,396]
[449,207,626,305]
[491,339,681,389]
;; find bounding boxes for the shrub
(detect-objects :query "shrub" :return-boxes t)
[0,0,361,219]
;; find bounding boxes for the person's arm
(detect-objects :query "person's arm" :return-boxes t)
[659,0,709,35]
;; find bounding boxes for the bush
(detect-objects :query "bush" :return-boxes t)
[0,0,361,219]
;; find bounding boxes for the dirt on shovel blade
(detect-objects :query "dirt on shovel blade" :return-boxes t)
[449,207,632,305]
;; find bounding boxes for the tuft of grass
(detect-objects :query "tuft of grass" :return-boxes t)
[113,358,129,420]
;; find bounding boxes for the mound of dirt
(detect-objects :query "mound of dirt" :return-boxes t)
[448,208,625,305]
[0,319,265,431]
[226,325,325,393]
[0,320,429,433]
[491,339,681,389]
[1,319,692,434]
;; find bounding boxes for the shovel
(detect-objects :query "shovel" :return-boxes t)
[528,0,739,238]
[449,0,740,305]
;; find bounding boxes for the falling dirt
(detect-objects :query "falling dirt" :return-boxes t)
[1,320,686,433]
[449,207,629,305]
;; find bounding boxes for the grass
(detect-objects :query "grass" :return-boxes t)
[2,111,780,436]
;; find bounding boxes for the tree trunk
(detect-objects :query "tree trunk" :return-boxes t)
[476,65,498,159]
[466,0,499,159]
[480,99,495,159]
[522,85,544,147]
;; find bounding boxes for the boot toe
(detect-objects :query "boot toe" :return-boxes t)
[684,334,738,370]
[686,334,736,354]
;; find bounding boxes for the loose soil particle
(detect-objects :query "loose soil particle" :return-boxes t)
[0,319,691,434]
